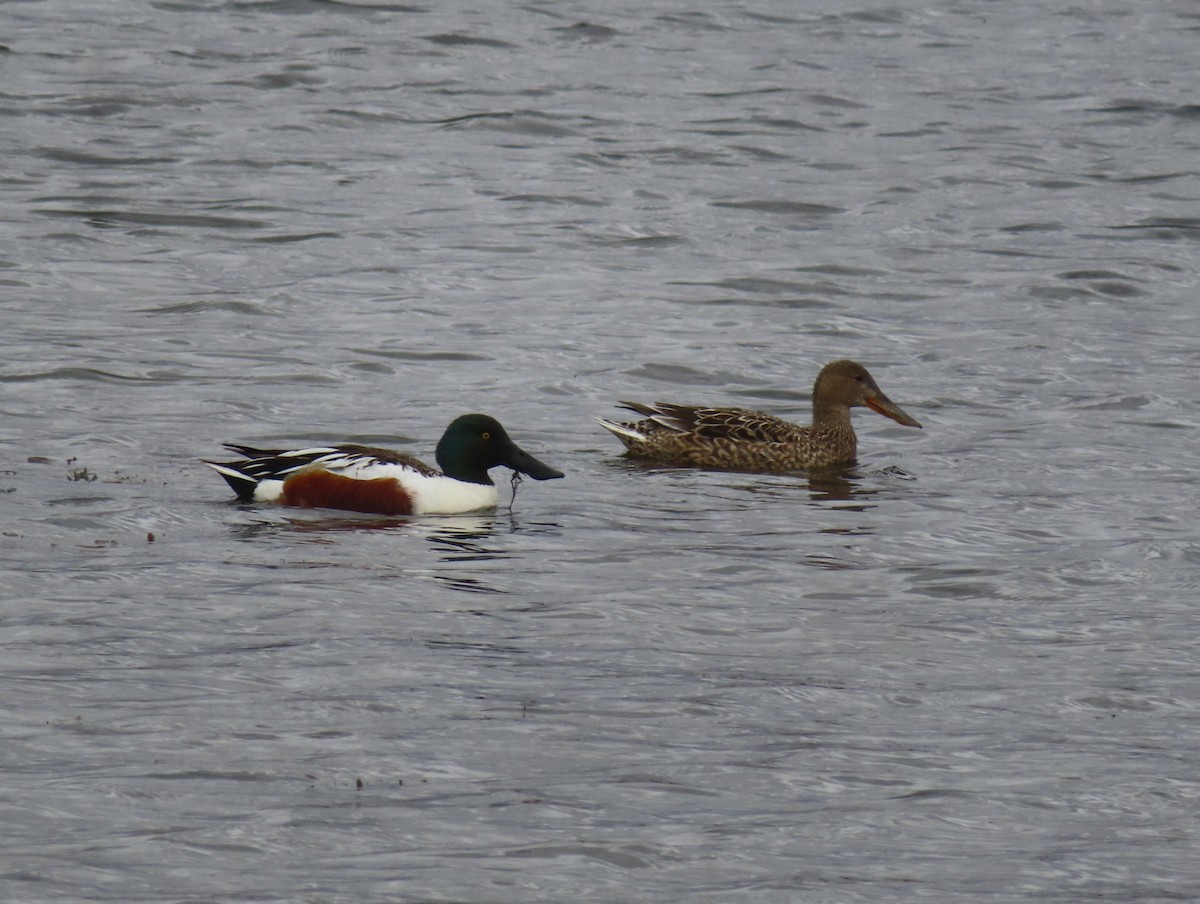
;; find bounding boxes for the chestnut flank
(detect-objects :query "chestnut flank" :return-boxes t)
[281,470,415,515]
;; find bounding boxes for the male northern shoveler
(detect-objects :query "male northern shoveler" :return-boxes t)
[206,413,563,515]
[596,359,922,471]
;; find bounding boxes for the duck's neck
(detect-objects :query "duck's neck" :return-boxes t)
[442,464,494,485]
[811,400,854,432]
[435,452,495,486]
[810,404,857,460]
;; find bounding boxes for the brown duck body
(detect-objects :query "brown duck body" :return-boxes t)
[596,359,921,472]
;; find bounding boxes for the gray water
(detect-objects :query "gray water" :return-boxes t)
[3,1,1199,901]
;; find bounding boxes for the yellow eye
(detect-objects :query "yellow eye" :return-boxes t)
[481,432,491,440]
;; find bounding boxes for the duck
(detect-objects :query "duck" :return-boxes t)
[206,413,563,515]
[596,359,921,471]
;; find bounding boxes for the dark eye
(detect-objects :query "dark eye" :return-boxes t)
[855,375,864,382]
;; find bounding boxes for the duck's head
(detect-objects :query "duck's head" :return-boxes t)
[814,360,922,428]
[436,414,565,485]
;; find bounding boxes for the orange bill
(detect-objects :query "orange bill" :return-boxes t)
[865,394,922,428]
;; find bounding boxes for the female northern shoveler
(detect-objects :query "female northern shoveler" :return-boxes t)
[596,359,922,471]
[206,413,563,515]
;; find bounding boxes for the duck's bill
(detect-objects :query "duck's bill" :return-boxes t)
[865,394,923,428]
[504,442,565,480]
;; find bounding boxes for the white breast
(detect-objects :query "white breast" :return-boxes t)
[405,473,499,514]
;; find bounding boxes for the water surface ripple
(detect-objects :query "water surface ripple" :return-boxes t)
[3,1,1199,902]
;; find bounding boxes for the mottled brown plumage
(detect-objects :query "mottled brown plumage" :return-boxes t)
[596,359,922,471]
